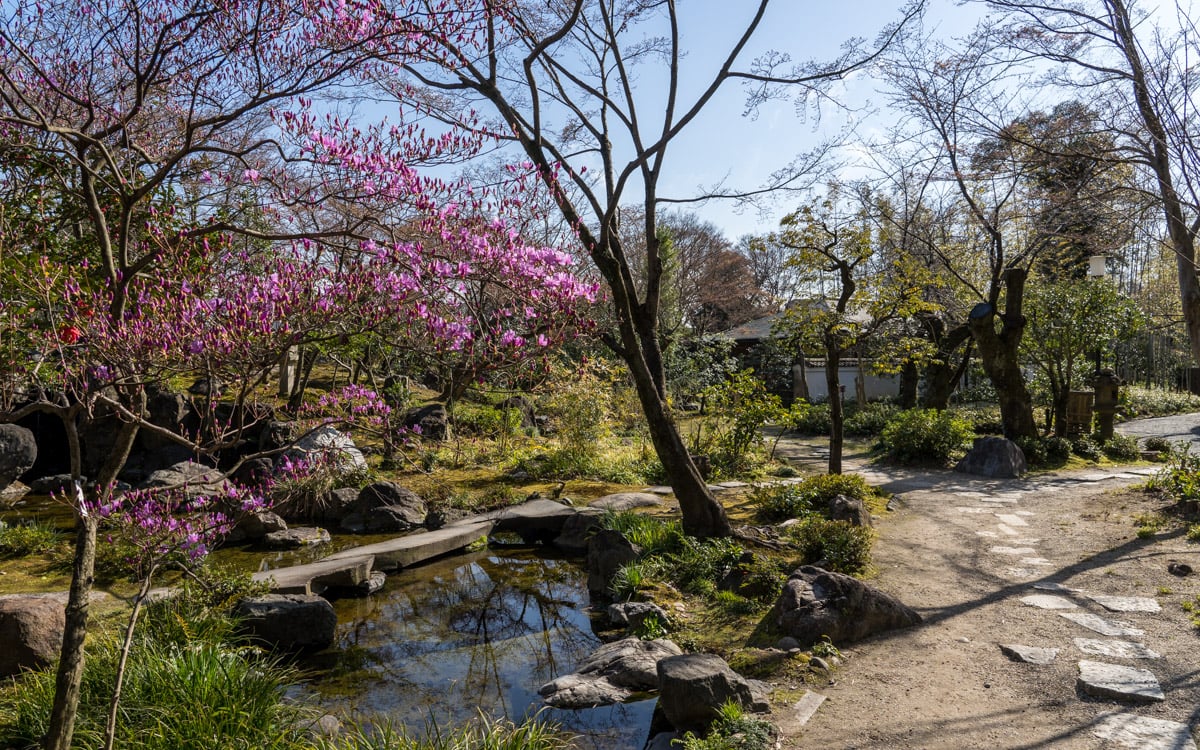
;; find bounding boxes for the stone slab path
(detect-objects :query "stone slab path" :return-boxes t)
[769,433,1199,750]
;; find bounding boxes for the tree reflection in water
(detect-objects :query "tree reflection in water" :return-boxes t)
[306,548,654,749]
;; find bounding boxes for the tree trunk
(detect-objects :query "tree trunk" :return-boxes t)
[920,324,971,410]
[45,412,140,750]
[967,269,1038,440]
[898,360,919,409]
[826,344,844,475]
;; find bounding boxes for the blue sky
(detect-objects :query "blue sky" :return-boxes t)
[646,0,982,241]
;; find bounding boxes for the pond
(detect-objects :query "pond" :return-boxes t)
[300,548,656,749]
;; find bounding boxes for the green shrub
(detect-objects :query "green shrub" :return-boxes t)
[880,409,973,464]
[949,404,1003,435]
[540,362,612,463]
[843,402,900,437]
[1044,436,1073,462]
[1014,436,1048,467]
[1102,434,1141,462]
[1187,524,1200,542]
[0,518,65,557]
[785,518,874,576]
[786,403,831,435]
[678,700,776,750]
[452,403,523,439]
[1072,435,1102,461]
[1120,385,1200,419]
[1146,444,1200,503]
[695,371,786,478]
[754,473,872,522]
[650,537,745,596]
[1143,436,1175,455]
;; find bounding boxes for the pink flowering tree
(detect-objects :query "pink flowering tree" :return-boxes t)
[0,2,594,747]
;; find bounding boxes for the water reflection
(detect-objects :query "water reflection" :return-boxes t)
[307,549,654,749]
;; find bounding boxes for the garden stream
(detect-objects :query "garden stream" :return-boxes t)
[2,496,655,748]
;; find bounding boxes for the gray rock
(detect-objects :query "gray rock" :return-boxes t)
[586,529,640,599]
[955,436,1026,478]
[403,404,449,441]
[498,396,537,429]
[0,424,37,492]
[1073,638,1161,660]
[607,601,669,630]
[775,566,922,647]
[28,474,77,495]
[1077,660,1164,702]
[259,421,297,452]
[140,461,228,499]
[262,527,331,550]
[588,492,663,511]
[0,597,64,677]
[325,570,387,598]
[776,636,802,651]
[236,511,288,540]
[828,494,872,527]
[552,512,602,555]
[538,637,682,708]
[657,653,770,732]
[341,482,427,533]
[999,644,1059,665]
[485,498,581,544]
[235,594,337,651]
[277,426,367,475]
[1093,713,1197,750]
[309,714,343,739]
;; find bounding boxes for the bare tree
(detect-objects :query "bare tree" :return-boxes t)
[384,0,919,536]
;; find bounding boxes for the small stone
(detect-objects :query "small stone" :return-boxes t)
[1077,660,1164,703]
[1167,561,1193,577]
[1059,612,1144,637]
[262,527,331,550]
[774,691,826,735]
[1073,638,1160,660]
[1092,713,1197,750]
[1087,595,1161,613]
[1019,594,1077,610]
[808,656,830,672]
[999,644,1059,665]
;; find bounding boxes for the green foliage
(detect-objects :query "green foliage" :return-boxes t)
[711,589,760,616]
[511,450,664,485]
[1044,436,1073,462]
[665,335,739,407]
[1102,434,1141,462]
[142,564,271,646]
[1146,444,1200,503]
[452,403,523,439]
[271,459,372,522]
[610,561,650,601]
[677,700,775,750]
[1014,435,1048,467]
[754,473,872,522]
[631,612,669,640]
[1182,595,1200,629]
[880,409,973,464]
[600,512,685,557]
[0,518,65,557]
[1143,436,1175,455]
[1187,524,1200,542]
[810,635,842,660]
[843,402,900,437]
[649,537,746,596]
[312,714,573,750]
[540,362,611,463]
[785,402,831,435]
[1119,385,1200,419]
[3,634,308,750]
[949,404,1004,436]
[694,371,785,478]
[784,518,875,576]
[1071,435,1102,462]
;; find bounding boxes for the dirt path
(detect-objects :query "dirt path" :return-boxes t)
[770,442,1200,750]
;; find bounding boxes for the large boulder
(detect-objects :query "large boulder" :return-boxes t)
[553,512,603,555]
[586,529,640,599]
[0,597,65,676]
[775,566,921,647]
[498,396,537,430]
[588,492,663,512]
[829,494,872,527]
[139,460,228,499]
[234,594,337,651]
[538,637,682,708]
[402,404,449,442]
[657,653,770,732]
[277,425,367,476]
[0,424,37,492]
[955,436,1026,478]
[262,527,331,550]
[341,482,427,534]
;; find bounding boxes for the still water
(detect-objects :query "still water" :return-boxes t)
[301,548,655,750]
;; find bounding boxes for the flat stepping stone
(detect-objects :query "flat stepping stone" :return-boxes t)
[1060,612,1145,636]
[1127,467,1162,476]
[979,497,1018,504]
[999,644,1059,664]
[716,481,750,489]
[990,546,1038,555]
[995,514,1029,526]
[1020,558,1053,566]
[589,492,663,511]
[1032,582,1081,593]
[957,507,994,514]
[1074,638,1161,660]
[775,690,826,735]
[641,486,674,495]
[1020,594,1077,610]
[1089,595,1161,613]
[1093,713,1197,750]
[1079,473,1112,482]
[323,521,494,571]
[976,530,999,538]
[1077,660,1164,702]
[253,555,376,596]
[997,524,1021,536]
